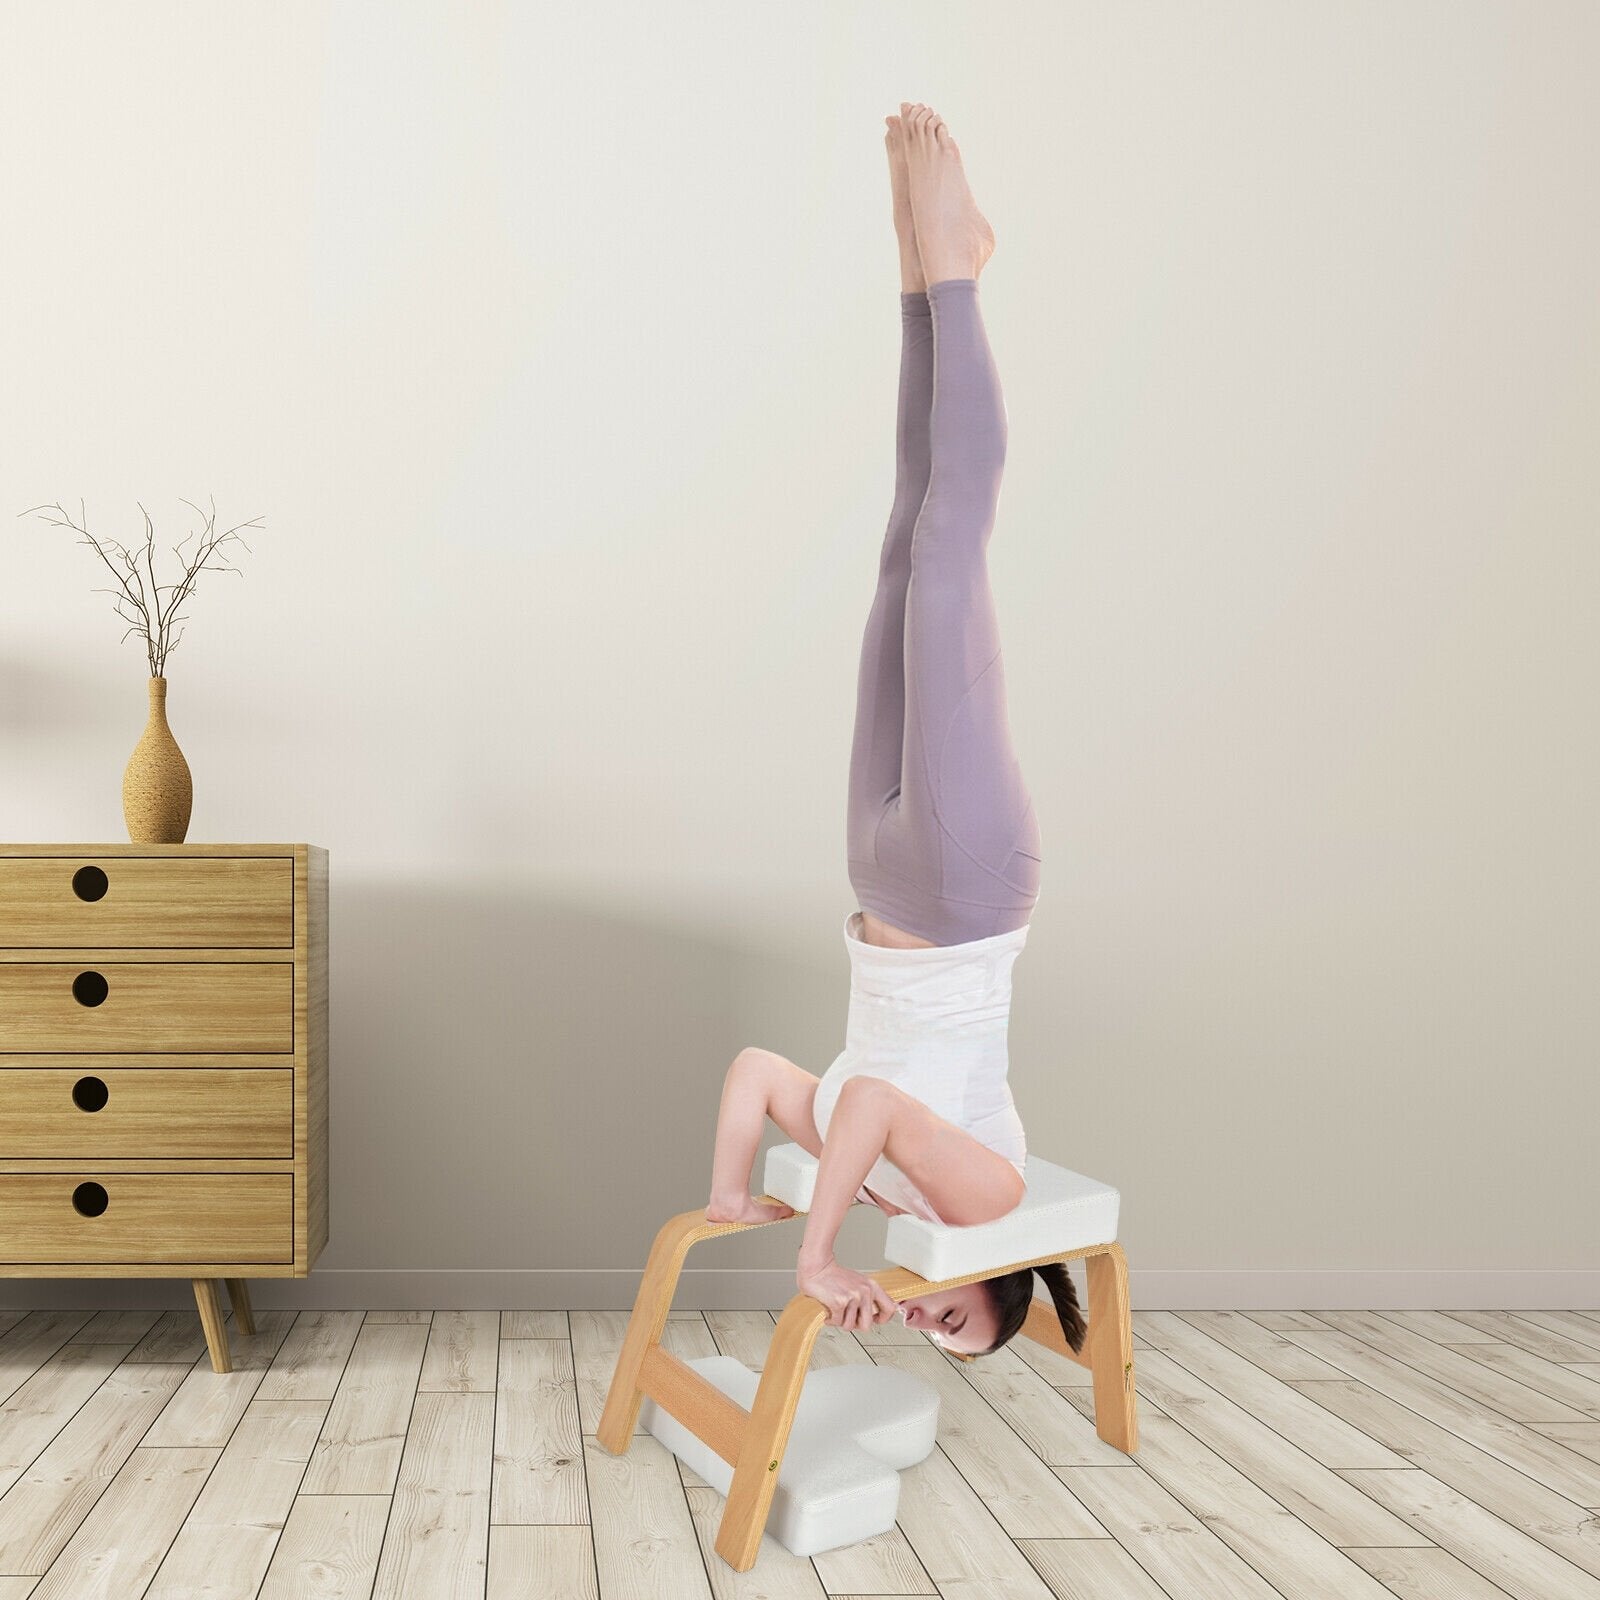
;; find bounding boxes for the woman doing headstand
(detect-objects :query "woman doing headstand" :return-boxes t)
[702,104,1085,1360]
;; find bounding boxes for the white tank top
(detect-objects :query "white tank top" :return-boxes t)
[810,904,1032,1221]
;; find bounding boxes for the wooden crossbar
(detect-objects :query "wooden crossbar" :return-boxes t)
[637,1343,750,1465]
[598,1202,1137,1573]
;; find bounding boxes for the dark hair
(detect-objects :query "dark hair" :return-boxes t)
[960,1261,1086,1360]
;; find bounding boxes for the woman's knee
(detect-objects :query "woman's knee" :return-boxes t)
[729,1045,779,1078]
[836,1073,896,1111]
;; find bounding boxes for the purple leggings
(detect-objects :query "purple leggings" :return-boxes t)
[845,277,1041,946]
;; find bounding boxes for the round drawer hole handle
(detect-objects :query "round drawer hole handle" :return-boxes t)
[72,1181,109,1217]
[72,865,109,902]
[72,971,109,1007]
[72,1076,110,1112]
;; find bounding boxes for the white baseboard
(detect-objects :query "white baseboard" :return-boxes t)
[3,1267,1598,1312]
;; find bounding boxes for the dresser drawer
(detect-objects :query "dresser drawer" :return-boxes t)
[0,1069,292,1157]
[0,1172,293,1263]
[0,963,293,1052]
[0,856,293,949]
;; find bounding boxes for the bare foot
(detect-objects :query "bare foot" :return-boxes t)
[899,101,995,286]
[705,1193,797,1225]
[884,113,925,294]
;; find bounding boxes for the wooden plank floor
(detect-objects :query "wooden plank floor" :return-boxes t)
[3,1304,1600,1597]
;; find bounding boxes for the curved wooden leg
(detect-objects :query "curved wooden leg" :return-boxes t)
[224,1277,255,1335]
[598,1208,717,1453]
[1085,1242,1137,1453]
[713,1291,828,1572]
[192,1277,232,1374]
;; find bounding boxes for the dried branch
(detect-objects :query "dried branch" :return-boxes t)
[18,498,265,676]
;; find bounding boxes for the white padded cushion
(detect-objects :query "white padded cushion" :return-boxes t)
[638,1356,939,1557]
[762,1143,1120,1283]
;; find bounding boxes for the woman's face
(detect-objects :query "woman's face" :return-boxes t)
[899,1284,997,1354]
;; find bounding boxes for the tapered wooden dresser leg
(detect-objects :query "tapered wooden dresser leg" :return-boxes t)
[192,1277,233,1374]
[223,1277,256,1335]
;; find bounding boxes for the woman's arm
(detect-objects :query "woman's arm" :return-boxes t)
[796,1076,903,1328]
[798,1075,898,1270]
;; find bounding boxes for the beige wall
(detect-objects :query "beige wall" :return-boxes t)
[3,1,1595,1308]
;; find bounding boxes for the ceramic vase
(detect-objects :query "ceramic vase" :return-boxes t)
[123,675,193,843]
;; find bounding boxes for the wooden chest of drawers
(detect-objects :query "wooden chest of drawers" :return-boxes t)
[0,844,328,1371]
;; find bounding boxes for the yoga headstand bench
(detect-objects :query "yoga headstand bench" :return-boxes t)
[598,1143,1136,1572]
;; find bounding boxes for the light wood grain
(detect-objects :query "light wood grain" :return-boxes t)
[869,1342,1106,1537]
[1381,1310,1504,1344]
[257,1494,388,1600]
[420,1309,500,1393]
[1511,1313,1600,1357]
[571,1311,637,1436]
[27,1446,217,1600]
[1245,1310,1333,1331]
[0,855,293,947]
[1339,1466,1600,1600]
[487,1525,599,1600]
[0,1342,133,1496]
[143,1400,326,1598]
[1314,1311,1593,1424]
[892,1443,1060,1598]
[491,1336,587,1524]
[1135,1309,1408,1467]
[124,1309,210,1363]
[1344,1544,1519,1599]
[1177,1309,1349,1379]
[1531,1421,1600,1466]
[501,1310,569,1339]
[255,1308,364,1401]
[1442,1340,1600,1417]
[584,1431,715,1599]
[703,1309,782,1372]
[0,1312,96,1403]
[808,1505,934,1596]
[1284,1326,1600,1505]
[1012,1538,1170,1599]
[1057,1462,1283,1598]
[0,1362,187,1574]
[0,962,294,1053]
[0,1069,292,1158]
[66,1310,161,1345]
[20,1297,1600,1592]
[807,1323,878,1368]
[1447,1310,1600,1363]
[1128,1344,1428,1546]
[301,1320,429,1494]
[967,1340,1133,1468]
[1294,1376,1600,1579]
[682,1474,829,1597]
[371,1390,495,1600]
[140,1308,293,1447]
[1129,1409,1397,1597]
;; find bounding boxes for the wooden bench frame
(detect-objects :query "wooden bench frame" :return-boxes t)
[598,1202,1137,1572]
